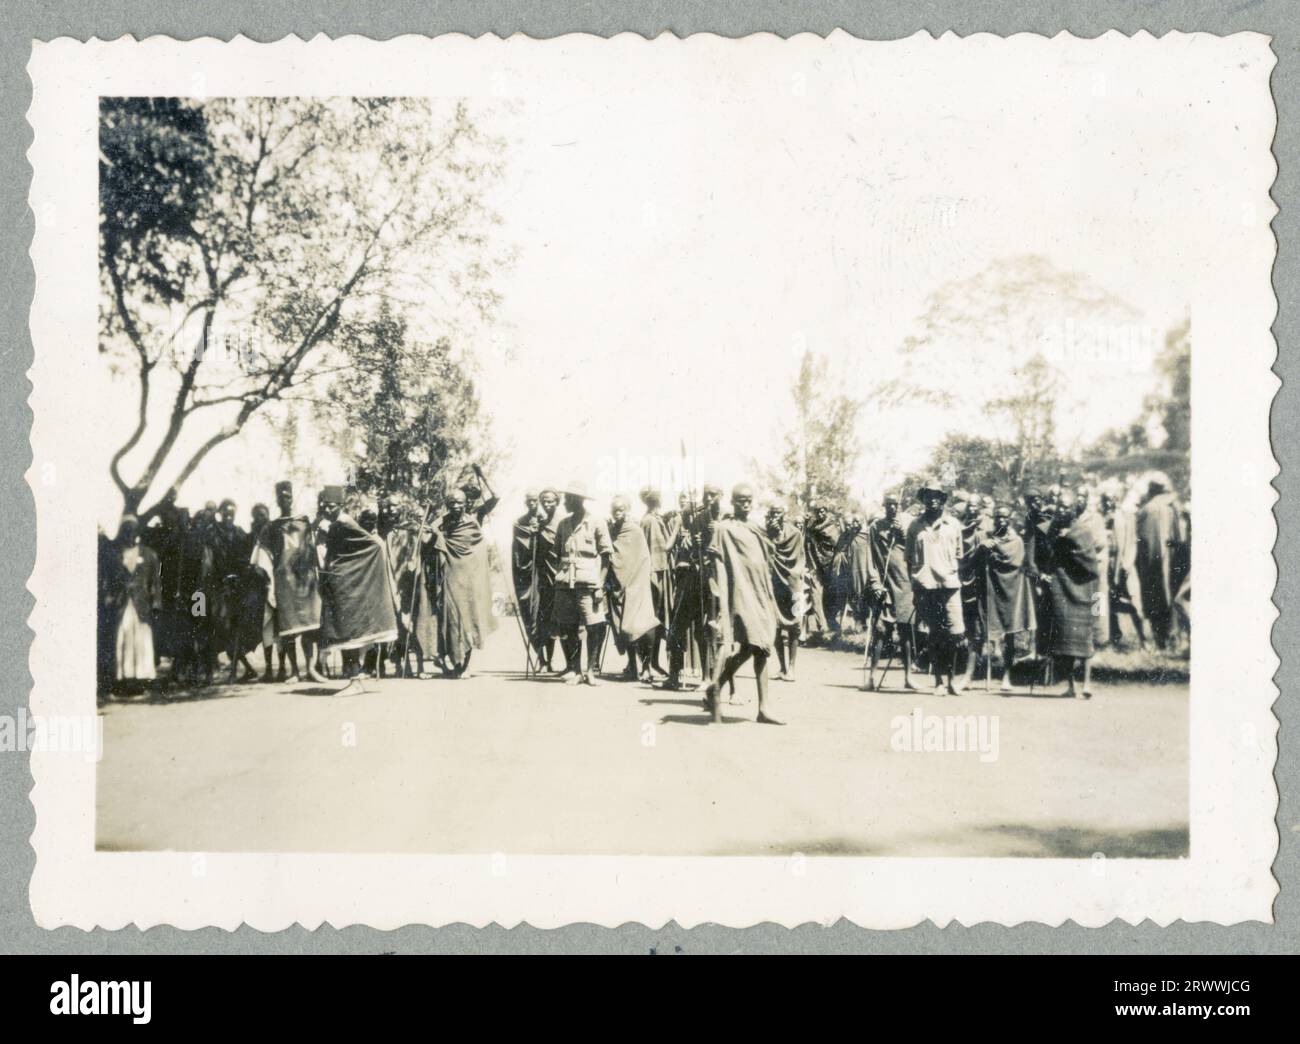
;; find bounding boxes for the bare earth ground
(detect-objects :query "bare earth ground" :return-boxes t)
[97,628,1188,857]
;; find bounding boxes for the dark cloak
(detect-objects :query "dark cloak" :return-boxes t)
[866,515,913,624]
[606,518,658,650]
[765,522,804,628]
[433,513,498,662]
[803,515,843,631]
[1136,490,1185,619]
[319,512,398,650]
[1044,524,1099,658]
[711,518,779,654]
[971,528,1037,643]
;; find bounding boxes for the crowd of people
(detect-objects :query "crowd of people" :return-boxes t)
[508,471,1190,720]
[97,467,502,697]
[96,463,1190,723]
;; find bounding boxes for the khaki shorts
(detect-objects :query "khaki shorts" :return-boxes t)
[913,586,965,639]
[550,586,604,633]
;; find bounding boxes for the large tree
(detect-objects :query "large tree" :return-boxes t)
[872,254,1139,426]
[100,96,508,520]
[320,302,497,507]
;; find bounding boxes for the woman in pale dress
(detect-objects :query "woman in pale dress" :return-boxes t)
[102,515,162,695]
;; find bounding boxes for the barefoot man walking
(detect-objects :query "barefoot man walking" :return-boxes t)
[704,484,785,725]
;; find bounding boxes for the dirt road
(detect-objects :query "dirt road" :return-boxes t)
[97,628,1188,857]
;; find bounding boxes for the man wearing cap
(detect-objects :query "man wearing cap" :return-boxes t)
[865,492,918,691]
[638,487,677,677]
[665,483,723,690]
[764,503,804,682]
[704,484,785,724]
[905,478,967,694]
[551,482,613,685]
[265,479,326,683]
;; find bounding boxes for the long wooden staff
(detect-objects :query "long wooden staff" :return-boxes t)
[494,532,538,677]
[400,500,435,676]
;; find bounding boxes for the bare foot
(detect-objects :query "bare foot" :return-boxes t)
[703,683,722,722]
[756,711,786,726]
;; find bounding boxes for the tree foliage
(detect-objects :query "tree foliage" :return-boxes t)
[761,349,863,514]
[100,96,509,519]
[320,302,497,507]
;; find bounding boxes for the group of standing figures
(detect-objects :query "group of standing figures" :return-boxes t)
[511,471,1189,721]
[97,468,503,695]
[97,462,1188,717]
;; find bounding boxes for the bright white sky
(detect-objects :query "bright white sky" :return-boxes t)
[95,33,1268,552]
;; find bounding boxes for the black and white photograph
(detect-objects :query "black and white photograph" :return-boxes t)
[24,32,1276,929]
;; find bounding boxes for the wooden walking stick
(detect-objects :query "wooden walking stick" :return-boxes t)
[400,500,436,678]
[862,523,898,692]
[491,532,538,677]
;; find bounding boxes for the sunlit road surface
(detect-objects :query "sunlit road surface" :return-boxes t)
[97,627,1188,857]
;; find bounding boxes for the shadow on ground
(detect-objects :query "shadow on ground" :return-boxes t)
[977,823,1189,858]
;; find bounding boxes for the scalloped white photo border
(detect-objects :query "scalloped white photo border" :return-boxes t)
[25,31,1278,929]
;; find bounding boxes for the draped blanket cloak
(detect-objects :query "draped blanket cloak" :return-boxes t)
[804,517,843,631]
[504,517,530,613]
[972,529,1037,643]
[319,513,398,651]
[766,523,805,628]
[839,529,875,624]
[606,518,659,651]
[640,511,677,628]
[1136,491,1184,620]
[1109,508,1143,615]
[385,523,436,658]
[267,515,321,637]
[1044,525,1100,658]
[711,519,779,654]
[434,514,498,662]
[867,516,913,624]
